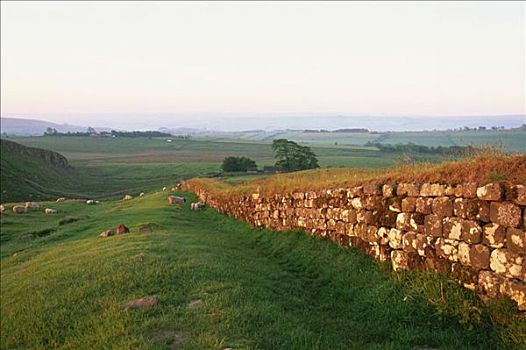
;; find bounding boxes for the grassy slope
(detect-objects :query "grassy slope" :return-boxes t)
[0,139,84,202]
[187,155,526,196]
[0,139,219,202]
[1,191,524,349]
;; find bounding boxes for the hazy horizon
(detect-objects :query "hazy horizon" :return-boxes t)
[1,1,525,122]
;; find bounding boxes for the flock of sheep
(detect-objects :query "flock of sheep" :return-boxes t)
[0,184,205,216]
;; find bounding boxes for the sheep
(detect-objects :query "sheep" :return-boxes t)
[86,200,95,205]
[12,205,26,214]
[139,192,145,197]
[123,194,133,200]
[162,187,167,191]
[24,202,39,211]
[56,197,66,202]
[45,208,57,214]
[190,202,206,210]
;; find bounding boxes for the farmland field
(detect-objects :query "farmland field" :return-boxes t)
[201,128,526,152]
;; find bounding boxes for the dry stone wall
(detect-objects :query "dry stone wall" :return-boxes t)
[182,181,526,310]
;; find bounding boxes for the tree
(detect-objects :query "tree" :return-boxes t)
[221,156,257,172]
[44,127,57,135]
[271,139,319,172]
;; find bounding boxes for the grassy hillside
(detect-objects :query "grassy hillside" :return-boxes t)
[1,191,524,349]
[0,139,82,202]
[0,139,218,202]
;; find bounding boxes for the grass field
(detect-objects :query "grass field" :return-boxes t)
[197,127,526,153]
[1,191,524,349]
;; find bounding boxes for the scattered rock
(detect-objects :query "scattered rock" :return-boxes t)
[168,196,186,205]
[138,223,154,233]
[116,224,130,235]
[132,252,145,261]
[99,229,115,238]
[187,299,203,308]
[121,295,158,309]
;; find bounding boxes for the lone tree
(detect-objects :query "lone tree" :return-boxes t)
[272,139,319,172]
[221,156,257,172]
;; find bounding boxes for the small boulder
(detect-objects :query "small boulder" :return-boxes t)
[121,295,158,309]
[99,229,115,238]
[45,208,57,214]
[116,224,130,235]
[168,196,185,205]
[138,223,154,233]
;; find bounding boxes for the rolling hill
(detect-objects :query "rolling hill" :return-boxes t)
[0,139,83,202]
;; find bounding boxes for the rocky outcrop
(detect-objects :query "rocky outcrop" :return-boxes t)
[183,181,526,311]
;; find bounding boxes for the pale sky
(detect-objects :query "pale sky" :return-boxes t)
[1,1,525,118]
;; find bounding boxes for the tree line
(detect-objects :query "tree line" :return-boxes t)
[221,139,319,173]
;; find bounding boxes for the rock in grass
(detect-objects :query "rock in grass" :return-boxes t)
[116,224,130,235]
[121,295,158,309]
[187,299,203,309]
[138,223,154,233]
[99,229,114,238]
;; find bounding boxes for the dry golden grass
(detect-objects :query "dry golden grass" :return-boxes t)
[186,154,526,196]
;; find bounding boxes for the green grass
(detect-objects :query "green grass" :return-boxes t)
[1,191,524,349]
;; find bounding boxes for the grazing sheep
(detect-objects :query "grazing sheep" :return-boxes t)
[12,205,26,214]
[171,187,176,192]
[191,202,206,210]
[162,187,167,191]
[139,192,145,197]
[123,195,133,200]
[168,196,186,205]
[0,205,5,213]
[56,197,66,202]
[86,200,95,205]
[24,202,39,211]
[45,208,57,214]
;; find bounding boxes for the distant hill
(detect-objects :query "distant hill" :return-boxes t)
[0,117,110,136]
[0,139,82,202]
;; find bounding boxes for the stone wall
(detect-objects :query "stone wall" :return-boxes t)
[182,181,526,310]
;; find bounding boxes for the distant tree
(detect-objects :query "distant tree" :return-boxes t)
[221,156,257,172]
[271,139,319,172]
[87,127,97,134]
[44,127,58,135]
